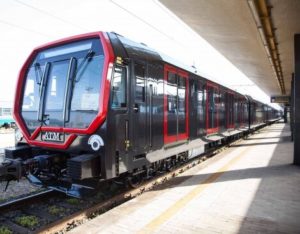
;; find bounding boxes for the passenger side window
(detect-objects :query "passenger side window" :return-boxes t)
[167,72,177,113]
[197,81,204,119]
[111,66,126,108]
[178,76,186,113]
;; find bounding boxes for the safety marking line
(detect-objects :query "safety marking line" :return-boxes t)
[138,146,250,234]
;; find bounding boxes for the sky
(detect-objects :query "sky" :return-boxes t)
[0,0,280,109]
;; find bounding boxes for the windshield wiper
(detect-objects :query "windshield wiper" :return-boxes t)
[63,50,96,122]
[34,63,43,85]
[34,63,44,95]
[75,49,95,82]
[63,57,77,123]
[38,62,51,122]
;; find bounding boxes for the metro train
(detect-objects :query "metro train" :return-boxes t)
[0,32,280,197]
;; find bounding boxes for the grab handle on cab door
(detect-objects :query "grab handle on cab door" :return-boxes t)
[133,103,139,113]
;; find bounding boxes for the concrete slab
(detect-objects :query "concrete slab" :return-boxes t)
[71,122,299,234]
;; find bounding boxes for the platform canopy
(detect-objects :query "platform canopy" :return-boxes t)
[159,0,300,97]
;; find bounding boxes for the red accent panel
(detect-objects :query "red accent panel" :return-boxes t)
[206,82,219,134]
[30,127,41,140]
[163,64,189,144]
[13,32,115,149]
[29,134,77,150]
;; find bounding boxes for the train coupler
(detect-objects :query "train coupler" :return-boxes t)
[0,158,22,191]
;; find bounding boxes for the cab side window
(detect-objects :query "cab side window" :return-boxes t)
[111,66,126,108]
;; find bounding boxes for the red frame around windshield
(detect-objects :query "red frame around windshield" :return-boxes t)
[13,32,115,149]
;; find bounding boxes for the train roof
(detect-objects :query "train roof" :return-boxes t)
[110,32,197,74]
[110,32,161,62]
[109,32,277,110]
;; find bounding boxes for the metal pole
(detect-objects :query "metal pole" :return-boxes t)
[284,106,287,123]
[291,74,294,141]
[294,34,300,165]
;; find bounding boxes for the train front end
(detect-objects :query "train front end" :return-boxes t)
[0,32,115,197]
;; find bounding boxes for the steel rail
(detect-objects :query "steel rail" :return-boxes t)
[0,189,58,212]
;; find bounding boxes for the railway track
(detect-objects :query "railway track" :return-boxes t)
[0,190,63,234]
[0,190,57,213]
[0,125,268,234]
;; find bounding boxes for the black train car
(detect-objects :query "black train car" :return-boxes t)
[1,32,280,196]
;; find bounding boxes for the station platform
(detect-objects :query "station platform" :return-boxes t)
[71,122,300,234]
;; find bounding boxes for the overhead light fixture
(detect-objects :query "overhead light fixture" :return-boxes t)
[248,0,262,27]
[247,0,285,94]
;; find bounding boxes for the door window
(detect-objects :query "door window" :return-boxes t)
[132,63,147,151]
[227,93,234,128]
[164,65,188,143]
[167,71,177,136]
[197,81,205,135]
[208,86,215,129]
[111,66,127,108]
[178,76,186,134]
[207,84,219,133]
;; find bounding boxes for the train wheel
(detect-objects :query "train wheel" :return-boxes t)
[127,174,143,188]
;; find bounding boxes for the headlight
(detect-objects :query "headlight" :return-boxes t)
[88,135,104,151]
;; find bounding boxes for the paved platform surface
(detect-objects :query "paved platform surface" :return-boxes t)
[71,122,300,234]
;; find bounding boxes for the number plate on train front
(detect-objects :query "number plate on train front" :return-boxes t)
[41,132,64,142]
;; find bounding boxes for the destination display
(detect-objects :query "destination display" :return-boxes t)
[270,96,290,103]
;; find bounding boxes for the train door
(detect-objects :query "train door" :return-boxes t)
[197,80,206,136]
[238,99,243,128]
[250,102,256,126]
[239,98,247,128]
[244,101,249,127]
[218,90,226,131]
[164,65,189,144]
[130,62,150,154]
[108,61,151,174]
[234,95,239,127]
[226,92,234,129]
[206,83,219,134]
[108,63,128,175]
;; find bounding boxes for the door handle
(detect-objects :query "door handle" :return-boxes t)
[133,103,139,113]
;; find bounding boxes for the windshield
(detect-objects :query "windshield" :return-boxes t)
[21,38,104,131]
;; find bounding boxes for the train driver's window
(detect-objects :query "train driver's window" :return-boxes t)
[111,66,126,108]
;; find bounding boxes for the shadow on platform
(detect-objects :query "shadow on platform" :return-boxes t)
[237,123,300,233]
[153,122,300,233]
